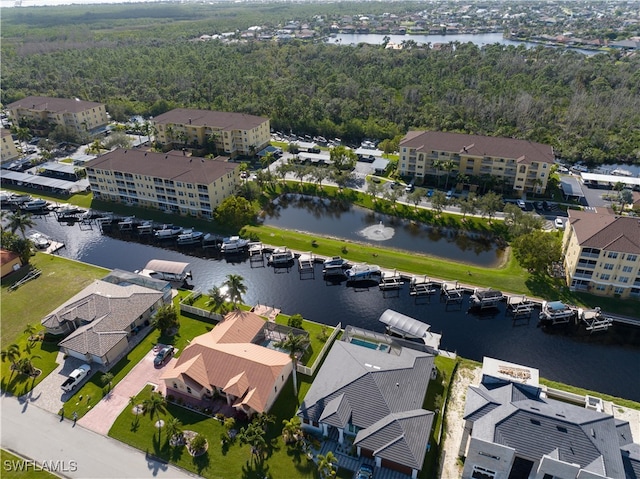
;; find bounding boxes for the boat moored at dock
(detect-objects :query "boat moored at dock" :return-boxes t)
[345,263,382,282]
[176,229,204,245]
[539,300,576,325]
[220,236,249,254]
[469,288,503,310]
[578,307,613,332]
[323,256,348,268]
[21,199,49,211]
[27,231,51,249]
[154,225,183,239]
[268,247,295,265]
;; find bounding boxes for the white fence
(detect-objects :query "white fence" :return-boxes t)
[179,291,223,322]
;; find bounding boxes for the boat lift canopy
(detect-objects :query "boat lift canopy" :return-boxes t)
[378,309,431,339]
[143,259,190,278]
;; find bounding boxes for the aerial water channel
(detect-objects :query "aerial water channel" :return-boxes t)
[28,209,640,402]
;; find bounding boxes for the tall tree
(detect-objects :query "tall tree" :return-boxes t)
[478,192,504,222]
[275,332,309,397]
[223,274,247,309]
[8,212,35,239]
[239,421,268,465]
[142,393,167,440]
[317,451,337,479]
[206,285,229,315]
[512,230,562,275]
[152,304,179,336]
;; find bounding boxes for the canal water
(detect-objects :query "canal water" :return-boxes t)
[261,195,503,267]
[29,214,640,402]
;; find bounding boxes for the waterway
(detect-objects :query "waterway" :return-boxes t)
[27,213,640,402]
[261,195,503,267]
[329,32,603,56]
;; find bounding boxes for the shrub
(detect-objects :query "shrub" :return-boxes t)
[287,314,304,329]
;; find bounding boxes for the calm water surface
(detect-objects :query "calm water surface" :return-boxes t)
[29,215,640,402]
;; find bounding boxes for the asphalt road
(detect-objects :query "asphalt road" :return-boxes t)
[1,394,195,479]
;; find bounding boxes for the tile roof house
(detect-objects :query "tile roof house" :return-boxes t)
[562,210,640,299]
[298,332,435,478]
[41,276,166,366]
[459,357,639,479]
[161,310,293,417]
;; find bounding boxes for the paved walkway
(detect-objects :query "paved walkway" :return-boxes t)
[1,393,195,479]
[79,348,174,435]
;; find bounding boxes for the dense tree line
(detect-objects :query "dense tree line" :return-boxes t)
[2,7,639,165]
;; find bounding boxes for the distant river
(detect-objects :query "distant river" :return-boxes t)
[329,32,602,55]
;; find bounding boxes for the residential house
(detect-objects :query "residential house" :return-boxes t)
[298,329,435,479]
[459,357,639,479]
[398,130,554,195]
[6,96,108,137]
[161,310,294,417]
[84,148,239,218]
[1,128,20,163]
[562,210,640,299]
[41,271,169,366]
[152,108,270,158]
[0,249,22,278]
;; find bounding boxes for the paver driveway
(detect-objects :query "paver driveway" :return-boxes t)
[79,347,174,435]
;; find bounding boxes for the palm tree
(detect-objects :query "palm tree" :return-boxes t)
[282,416,303,445]
[317,451,337,479]
[101,372,114,392]
[1,343,22,375]
[432,158,443,187]
[223,274,247,309]
[239,421,268,465]
[442,160,457,190]
[206,285,229,315]
[164,417,183,446]
[16,354,40,378]
[275,332,309,397]
[8,211,35,239]
[142,393,167,439]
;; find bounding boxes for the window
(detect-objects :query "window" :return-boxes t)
[186,386,192,394]
[622,266,633,273]
[600,274,610,281]
[471,465,496,479]
[604,263,614,270]
[619,277,629,284]
[627,254,638,262]
[614,287,625,294]
[173,383,178,389]
[607,252,618,259]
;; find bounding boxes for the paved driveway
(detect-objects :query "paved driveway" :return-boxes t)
[79,348,175,435]
[24,352,92,415]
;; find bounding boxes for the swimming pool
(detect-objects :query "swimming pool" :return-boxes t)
[350,337,389,352]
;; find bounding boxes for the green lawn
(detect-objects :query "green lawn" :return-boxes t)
[1,450,60,479]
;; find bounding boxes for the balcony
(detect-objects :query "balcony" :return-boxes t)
[580,252,600,259]
[572,273,593,280]
[576,261,595,269]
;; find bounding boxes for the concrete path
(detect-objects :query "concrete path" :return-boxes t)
[79,348,174,435]
[1,394,194,479]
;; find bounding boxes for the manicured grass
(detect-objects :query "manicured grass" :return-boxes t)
[539,378,640,410]
[2,187,93,209]
[274,313,333,368]
[1,253,108,348]
[1,449,60,479]
[109,379,317,479]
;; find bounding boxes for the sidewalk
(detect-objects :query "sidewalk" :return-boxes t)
[1,394,194,478]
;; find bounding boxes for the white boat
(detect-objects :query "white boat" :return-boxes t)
[469,288,503,309]
[21,199,49,211]
[56,205,84,217]
[268,247,295,265]
[611,168,633,177]
[118,216,135,230]
[220,236,249,253]
[578,307,613,332]
[177,229,204,245]
[27,231,51,249]
[137,221,153,234]
[345,263,382,281]
[539,300,575,325]
[154,225,183,238]
[323,256,348,268]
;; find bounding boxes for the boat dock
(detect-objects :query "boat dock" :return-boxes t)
[579,308,613,332]
[505,295,536,320]
[441,281,464,305]
[298,252,316,279]
[379,269,403,290]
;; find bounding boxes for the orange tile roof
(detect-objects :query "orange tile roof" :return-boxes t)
[0,249,21,266]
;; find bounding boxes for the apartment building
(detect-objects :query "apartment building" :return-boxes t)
[152,108,270,158]
[398,131,555,195]
[84,149,239,218]
[562,210,640,299]
[1,128,20,163]
[6,96,108,137]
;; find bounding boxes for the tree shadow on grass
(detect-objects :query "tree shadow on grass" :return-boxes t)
[192,451,210,476]
[241,459,271,479]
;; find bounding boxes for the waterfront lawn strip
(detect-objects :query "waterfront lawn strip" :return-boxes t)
[274,313,328,367]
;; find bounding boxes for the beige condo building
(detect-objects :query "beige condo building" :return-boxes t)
[6,96,109,137]
[562,210,640,299]
[85,149,239,218]
[398,130,555,195]
[1,128,20,163]
[152,108,270,158]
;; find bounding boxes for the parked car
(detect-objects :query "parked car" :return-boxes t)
[154,346,175,367]
[446,189,454,200]
[355,464,374,479]
[426,189,434,197]
[555,217,565,229]
[517,199,526,209]
[61,364,91,392]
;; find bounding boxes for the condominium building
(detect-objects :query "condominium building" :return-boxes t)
[152,108,270,158]
[6,96,108,137]
[1,128,20,163]
[398,131,555,195]
[84,149,239,218]
[562,210,640,299]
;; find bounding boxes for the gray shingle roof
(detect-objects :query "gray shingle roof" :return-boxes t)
[7,96,104,114]
[319,394,352,429]
[153,108,268,131]
[568,210,640,255]
[354,410,434,470]
[621,443,640,479]
[465,382,627,478]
